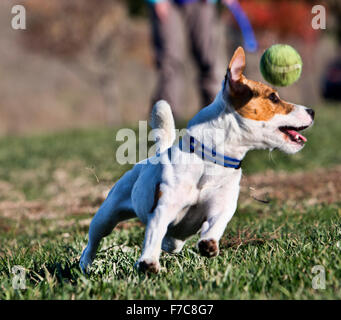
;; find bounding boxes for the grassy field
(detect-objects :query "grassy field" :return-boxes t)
[0,104,340,299]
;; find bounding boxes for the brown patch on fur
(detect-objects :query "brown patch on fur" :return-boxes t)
[227,47,294,121]
[229,76,294,121]
[150,183,162,213]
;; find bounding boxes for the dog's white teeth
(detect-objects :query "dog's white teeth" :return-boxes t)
[295,134,299,140]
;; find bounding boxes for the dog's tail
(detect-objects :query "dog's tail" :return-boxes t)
[150,100,176,153]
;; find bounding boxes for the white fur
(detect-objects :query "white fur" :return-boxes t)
[80,62,314,274]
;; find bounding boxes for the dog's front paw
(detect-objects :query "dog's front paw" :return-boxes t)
[135,259,160,274]
[198,239,219,258]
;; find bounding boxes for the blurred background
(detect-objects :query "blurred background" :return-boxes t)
[0,0,340,134]
[0,0,341,300]
[0,0,340,201]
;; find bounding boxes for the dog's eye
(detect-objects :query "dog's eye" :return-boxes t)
[269,93,280,104]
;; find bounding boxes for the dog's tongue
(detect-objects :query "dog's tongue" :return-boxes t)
[287,129,307,142]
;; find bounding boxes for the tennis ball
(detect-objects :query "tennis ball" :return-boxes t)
[260,44,303,87]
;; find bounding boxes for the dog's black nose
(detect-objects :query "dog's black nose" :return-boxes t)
[306,108,315,120]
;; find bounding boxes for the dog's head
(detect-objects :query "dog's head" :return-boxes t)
[223,47,314,154]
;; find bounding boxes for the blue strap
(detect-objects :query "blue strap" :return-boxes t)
[155,136,242,169]
[184,136,242,169]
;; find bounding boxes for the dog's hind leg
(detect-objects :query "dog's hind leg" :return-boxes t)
[80,169,139,273]
[80,199,135,273]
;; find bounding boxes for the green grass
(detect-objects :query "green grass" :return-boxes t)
[0,103,340,299]
[0,203,340,299]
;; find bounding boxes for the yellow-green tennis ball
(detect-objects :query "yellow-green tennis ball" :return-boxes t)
[260,44,303,87]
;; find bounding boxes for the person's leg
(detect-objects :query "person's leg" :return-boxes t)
[183,1,220,108]
[149,3,185,115]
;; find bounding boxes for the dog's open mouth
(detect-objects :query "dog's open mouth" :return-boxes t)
[279,125,309,145]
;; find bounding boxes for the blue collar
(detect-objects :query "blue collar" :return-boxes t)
[180,136,242,169]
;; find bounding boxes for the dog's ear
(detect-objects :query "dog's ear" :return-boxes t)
[226,47,246,91]
[225,47,253,108]
[228,47,245,82]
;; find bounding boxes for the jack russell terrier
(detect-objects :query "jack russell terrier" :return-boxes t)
[80,47,314,274]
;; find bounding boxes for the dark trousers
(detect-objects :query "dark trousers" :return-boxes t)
[150,1,220,114]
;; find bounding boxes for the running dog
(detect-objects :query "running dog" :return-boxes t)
[80,47,314,273]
